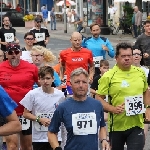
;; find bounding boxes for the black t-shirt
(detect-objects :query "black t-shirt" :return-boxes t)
[0,27,16,51]
[91,74,101,91]
[29,27,50,47]
[147,71,150,86]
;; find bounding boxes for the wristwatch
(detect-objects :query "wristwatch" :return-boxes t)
[147,106,150,108]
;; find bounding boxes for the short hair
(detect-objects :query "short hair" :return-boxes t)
[70,67,88,82]
[24,32,35,39]
[100,60,109,67]
[38,66,54,78]
[90,23,100,30]
[116,42,133,56]
[143,20,150,25]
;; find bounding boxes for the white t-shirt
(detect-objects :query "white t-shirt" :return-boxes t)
[20,51,33,63]
[20,87,65,142]
[141,66,149,78]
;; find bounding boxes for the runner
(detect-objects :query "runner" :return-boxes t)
[29,17,50,47]
[96,42,150,150]
[60,32,94,96]
[48,67,110,150]
[20,66,64,150]
[31,45,61,88]
[82,23,114,78]
[21,32,35,63]
[0,43,38,150]
[0,16,19,59]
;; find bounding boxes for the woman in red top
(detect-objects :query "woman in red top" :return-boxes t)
[0,43,38,150]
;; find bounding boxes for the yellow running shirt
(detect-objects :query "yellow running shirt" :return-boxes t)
[97,65,148,131]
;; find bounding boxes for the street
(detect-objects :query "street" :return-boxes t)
[0,29,150,150]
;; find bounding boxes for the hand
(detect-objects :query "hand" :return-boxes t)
[102,45,108,52]
[39,118,51,127]
[44,40,48,45]
[2,42,8,45]
[143,53,149,58]
[89,76,93,84]
[60,76,64,82]
[15,39,19,44]
[74,22,78,25]
[102,140,110,150]
[112,103,125,114]
[145,108,150,121]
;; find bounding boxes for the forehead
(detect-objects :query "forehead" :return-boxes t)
[145,23,150,26]
[71,36,82,40]
[91,25,100,30]
[133,49,141,53]
[31,51,43,55]
[3,17,9,21]
[72,73,88,80]
[26,35,34,38]
[119,48,132,55]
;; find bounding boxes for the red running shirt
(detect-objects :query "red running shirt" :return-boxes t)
[0,60,38,115]
[60,48,93,85]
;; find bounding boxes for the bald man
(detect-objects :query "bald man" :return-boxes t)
[59,32,94,96]
[132,6,142,38]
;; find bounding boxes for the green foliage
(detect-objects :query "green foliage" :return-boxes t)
[122,5,134,26]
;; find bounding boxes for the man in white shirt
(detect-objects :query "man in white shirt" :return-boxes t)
[108,5,117,25]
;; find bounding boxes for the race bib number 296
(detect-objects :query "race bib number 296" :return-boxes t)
[72,113,97,135]
[18,116,30,130]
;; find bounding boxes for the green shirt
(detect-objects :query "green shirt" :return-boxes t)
[97,65,148,131]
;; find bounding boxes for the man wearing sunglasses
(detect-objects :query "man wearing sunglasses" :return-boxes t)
[29,17,50,47]
[0,16,19,55]
[0,43,38,150]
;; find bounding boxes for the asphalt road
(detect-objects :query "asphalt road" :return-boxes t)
[0,32,150,150]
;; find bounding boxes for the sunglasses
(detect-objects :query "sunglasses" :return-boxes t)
[6,50,20,55]
[26,38,34,40]
[133,53,142,56]
[37,21,41,23]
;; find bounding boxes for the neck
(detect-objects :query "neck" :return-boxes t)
[73,95,87,101]
[42,86,54,94]
[133,63,140,67]
[93,35,99,39]
[145,32,150,36]
[4,25,10,29]
[71,47,81,51]
[25,45,33,51]
[36,26,40,30]
[117,64,131,71]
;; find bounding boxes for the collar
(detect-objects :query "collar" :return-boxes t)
[92,35,100,40]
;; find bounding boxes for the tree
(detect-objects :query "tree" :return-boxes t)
[135,0,142,12]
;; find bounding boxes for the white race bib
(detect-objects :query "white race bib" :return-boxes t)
[20,51,33,63]
[61,75,67,86]
[34,113,53,132]
[18,116,30,130]
[72,113,97,135]
[4,33,14,42]
[125,95,145,116]
[35,33,45,42]
[93,56,103,67]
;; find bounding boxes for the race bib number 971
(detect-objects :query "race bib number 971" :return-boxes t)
[72,113,97,135]
[93,56,103,67]
[4,33,14,42]
[125,95,145,116]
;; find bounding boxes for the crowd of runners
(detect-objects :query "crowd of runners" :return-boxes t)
[0,15,150,150]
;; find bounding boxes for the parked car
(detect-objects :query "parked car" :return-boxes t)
[0,11,25,27]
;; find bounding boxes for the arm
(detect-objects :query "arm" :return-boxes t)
[106,39,115,58]
[90,88,97,95]
[89,63,95,80]
[60,61,65,80]
[0,110,21,136]
[76,18,83,24]
[143,89,150,106]
[48,132,60,149]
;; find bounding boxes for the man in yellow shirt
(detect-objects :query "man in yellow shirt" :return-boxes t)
[96,42,150,150]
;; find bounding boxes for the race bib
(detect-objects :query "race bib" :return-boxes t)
[125,95,145,116]
[21,51,33,63]
[61,75,67,86]
[72,113,97,135]
[34,113,53,132]
[93,56,103,67]
[35,33,45,42]
[18,116,30,130]
[4,33,14,42]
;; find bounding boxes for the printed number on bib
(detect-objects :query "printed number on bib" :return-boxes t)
[35,33,45,42]
[125,95,145,116]
[61,75,67,86]
[93,56,103,67]
[34,113,53,131]
[72,113,97,135]
[18,116,30,130]
[4,33,14,42]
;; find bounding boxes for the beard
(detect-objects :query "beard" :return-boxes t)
[10,58,20,67]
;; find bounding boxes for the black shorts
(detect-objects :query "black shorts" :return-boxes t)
[21,120,32,135]
[32,141,61,150]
